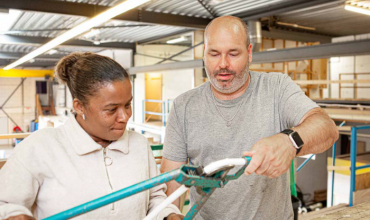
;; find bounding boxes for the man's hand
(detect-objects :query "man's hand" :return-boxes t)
[6,215,35,220]
[243,133,296,178]
[166,213,184,220]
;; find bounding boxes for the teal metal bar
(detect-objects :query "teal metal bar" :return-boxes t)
[356,164,370,170]
[296,154,314,172]
[355,125,370,130]
[331,142,337,207]
[44,157,251,220]
[349,126,357,207]
[43,169,181,220]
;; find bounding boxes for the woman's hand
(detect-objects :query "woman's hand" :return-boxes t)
[166,213,184,220]
[6,215,35,220]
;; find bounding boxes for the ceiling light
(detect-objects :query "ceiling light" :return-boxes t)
[3,0,150,70]
[47,49,58,55]
[345,4,370,16]
[276,21,316,31]
[166,36,187,44]
[84,29,100,38]
[0,9,21,32]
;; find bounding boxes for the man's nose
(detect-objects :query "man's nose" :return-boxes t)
[219,55,229,69]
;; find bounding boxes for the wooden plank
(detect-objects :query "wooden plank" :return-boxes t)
[309,201,370,219]
[354,188,370,205]
[294,79,370,85]
[0,159,6,169]
[356,173,370,192]
[0,133,31,139]
[337,126,351,131]
[299,203,348,220]
[323,108,370,116]
[327,165,350,171]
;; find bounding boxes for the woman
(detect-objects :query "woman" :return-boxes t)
[0,52,182,220]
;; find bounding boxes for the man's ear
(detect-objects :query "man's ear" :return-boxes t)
[248,44,253,63]
[73,98,85,117]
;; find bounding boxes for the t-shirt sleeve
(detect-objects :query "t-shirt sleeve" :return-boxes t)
[278,74,319,129]
[163,101,188,162]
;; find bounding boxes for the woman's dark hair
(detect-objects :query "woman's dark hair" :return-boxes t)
[55,52,129,105]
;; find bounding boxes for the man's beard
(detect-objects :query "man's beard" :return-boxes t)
[206,63,249,94]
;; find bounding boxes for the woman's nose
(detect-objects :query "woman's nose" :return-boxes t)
[117,108,129,122]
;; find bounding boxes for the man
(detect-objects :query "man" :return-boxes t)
[161,16,338,220]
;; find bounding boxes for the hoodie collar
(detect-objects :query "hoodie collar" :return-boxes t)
[63,114,129,155]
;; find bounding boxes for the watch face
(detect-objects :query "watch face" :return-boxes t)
[291,132,304,148]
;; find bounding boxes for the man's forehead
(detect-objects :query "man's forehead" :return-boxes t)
[206,21,246,41]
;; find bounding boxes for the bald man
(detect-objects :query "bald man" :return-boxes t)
[161,16,338,220]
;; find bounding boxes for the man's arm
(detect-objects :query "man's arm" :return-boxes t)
[294,108,338,156]
[243,107,339,178]
[160,158,187,208]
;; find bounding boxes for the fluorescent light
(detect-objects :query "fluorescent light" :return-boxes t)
[3,0,150,70]
[167,36,187,44]
[0,9,21,32]
[47,49,58,55]
[345,4,370,16]
[84,29,100,38]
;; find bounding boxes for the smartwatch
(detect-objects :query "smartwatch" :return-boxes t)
[280,129,304,155]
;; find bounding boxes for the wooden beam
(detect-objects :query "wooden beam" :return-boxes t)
[294,79,370,85]
[324,109,370,116]
[0,133,31,139]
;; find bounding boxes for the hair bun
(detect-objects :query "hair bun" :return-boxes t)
[55,52,82,85]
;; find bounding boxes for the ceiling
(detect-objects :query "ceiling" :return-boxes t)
[0,0,369,68]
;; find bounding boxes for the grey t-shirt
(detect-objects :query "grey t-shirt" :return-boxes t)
[163,71,318,220]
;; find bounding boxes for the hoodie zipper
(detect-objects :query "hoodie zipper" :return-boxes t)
[103,147,115,211]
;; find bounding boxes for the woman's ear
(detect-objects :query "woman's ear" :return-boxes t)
[73,98,85,117]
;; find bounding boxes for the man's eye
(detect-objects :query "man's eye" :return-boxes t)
[210,53,219,57]
[230,53,239,57]
[125,103,131,108]
[108,108,117,112]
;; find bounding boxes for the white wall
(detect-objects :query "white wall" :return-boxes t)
[97,49,133,69]
[0,77,44,134]
[133,44,195,123]
[134,73,145,123]
[328,34,370,99]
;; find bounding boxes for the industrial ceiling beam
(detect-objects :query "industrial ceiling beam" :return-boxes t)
[129,59,203,74]
[0,51,64,60]
[252,39,370,63]
[128,39,370,74]
[236,0,344,21]
[0,35,136,50]
[0,0,210,29]
[0,59,56,68]
[262,29,332,44]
